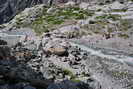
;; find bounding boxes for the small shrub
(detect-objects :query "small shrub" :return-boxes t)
[62,69,76,79]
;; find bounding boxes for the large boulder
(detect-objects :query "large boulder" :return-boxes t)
[43,38,69,56]
[47,47,67,56]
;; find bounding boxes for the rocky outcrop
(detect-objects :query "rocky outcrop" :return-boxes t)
[0,0,48,24]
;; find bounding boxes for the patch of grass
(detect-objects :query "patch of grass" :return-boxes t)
[96,15,107,19]
[56,7,94,20]
[44,15,64,24]
[62,69,76,79]
[119,19,132,31]
[31,17,49,35]
[118,33,129,39]
[112,71,128,77]
[71,79,81,83]
[112,9,127,12]
[96,14,121,21]
[62,69,82,83]
[32,24,49,35]
[107,14,121,21]
[30,6,94,35]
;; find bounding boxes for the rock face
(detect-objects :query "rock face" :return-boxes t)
[0,0,47,24]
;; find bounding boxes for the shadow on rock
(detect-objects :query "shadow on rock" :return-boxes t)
[0,44,53,89]
[47,80,100,89]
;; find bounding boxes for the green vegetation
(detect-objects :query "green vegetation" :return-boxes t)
[62,69,76,79]
[30,6,94,35]
[118,33,129,39]
[119,19,132,31]
[57,7,94,19]
[112,71,128,78]
[13,6,94,35]
[112,9,127,12]
[95,14,121,21]
[62,69,83,83]
[71,79,81,83]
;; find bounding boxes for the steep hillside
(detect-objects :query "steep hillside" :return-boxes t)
[0,0,129,24]
[0,0,48,24]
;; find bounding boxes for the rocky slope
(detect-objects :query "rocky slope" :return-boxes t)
[0,0,129,24]
[0,1,133,89]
